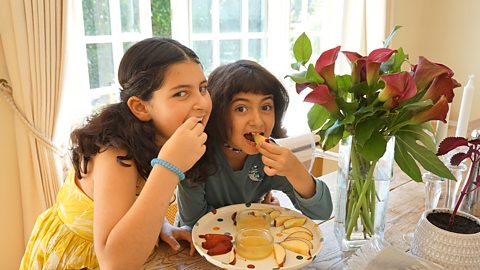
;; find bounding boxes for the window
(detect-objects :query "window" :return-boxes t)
[78,0,158,111]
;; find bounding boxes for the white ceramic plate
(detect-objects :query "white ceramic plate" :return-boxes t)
[192,203,324,270]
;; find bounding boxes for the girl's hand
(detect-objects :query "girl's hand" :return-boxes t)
[261,191,280,206]
[256,141,304,179]
[159,221,196,256]
[158,117,208,172]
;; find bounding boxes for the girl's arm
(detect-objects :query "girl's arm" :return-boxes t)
[257,141,316,198]
[93,118,207,269]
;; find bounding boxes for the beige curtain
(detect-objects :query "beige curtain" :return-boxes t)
[0,0,66,241]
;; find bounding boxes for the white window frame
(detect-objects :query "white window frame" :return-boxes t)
[73,0,152,111]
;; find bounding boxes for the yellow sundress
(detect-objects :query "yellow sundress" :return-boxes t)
[20,169,98,269]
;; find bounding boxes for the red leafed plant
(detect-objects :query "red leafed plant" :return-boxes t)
[437,136,480,226]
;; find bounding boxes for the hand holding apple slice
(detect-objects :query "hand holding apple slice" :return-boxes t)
[253,133,269,144]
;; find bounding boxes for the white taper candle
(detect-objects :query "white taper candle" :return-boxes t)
[455,75,475,138]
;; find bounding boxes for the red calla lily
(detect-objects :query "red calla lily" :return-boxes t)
[315,46,341,91]
[411,95,449,124]
[413,56,455,92]
[378,72,417,109]
[304,84,339,115]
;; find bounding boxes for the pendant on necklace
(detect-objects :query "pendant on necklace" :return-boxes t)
[248,165,264,182]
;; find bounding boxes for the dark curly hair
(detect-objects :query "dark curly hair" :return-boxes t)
[70,37,211,182]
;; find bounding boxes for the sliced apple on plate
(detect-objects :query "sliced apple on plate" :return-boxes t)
[285,237,313,249]
[273,243,286,267]
[281,226,313,236]
[227,247,236,265]
[274,216,295,227]
[269,210,281,220]
[280,239,311,257]
[283,217,307,229]
[286,231,313,241]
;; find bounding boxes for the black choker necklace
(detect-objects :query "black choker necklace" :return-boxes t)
[223,143,243,153]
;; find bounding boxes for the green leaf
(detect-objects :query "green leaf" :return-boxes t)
[397,125,436,152]
[293,32,312,65]
[306,64,324,84]
[307,104,331,131]
[355,118,382,146]
[400,99,433,111]
[336,75,352,96]
[285,71,309,84]
[383,25,402,48]
[291,61,302,71]
[357,132,387,161]
[394,139,422,181]
[322,121,344,150]
[396,135,455,180]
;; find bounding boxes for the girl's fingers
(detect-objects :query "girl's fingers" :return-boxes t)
[258,141,283,155]
[263,165,277,176]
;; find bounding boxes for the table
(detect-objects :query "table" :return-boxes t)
[144,168,425,269]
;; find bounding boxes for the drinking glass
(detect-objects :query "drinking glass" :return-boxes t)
[235,228,273,260]
[236,209,271,231]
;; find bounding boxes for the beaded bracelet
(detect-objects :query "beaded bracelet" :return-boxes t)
[150,158,185,181]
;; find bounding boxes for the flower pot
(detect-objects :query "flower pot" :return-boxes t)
[334,136,395,251]
[411,208,480,269]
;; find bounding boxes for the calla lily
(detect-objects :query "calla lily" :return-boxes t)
[420,72,461,103]
[411,95,449,124]
[378,72,417,109]
[343,51,365,84]
[315,46,341,91]
[365,48,396,86]
[413,56,454,92]
[304,84,340,115]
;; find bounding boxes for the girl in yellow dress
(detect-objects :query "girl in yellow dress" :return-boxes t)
[20,37,212,269]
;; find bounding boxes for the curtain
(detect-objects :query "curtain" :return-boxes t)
[0,0,67,242]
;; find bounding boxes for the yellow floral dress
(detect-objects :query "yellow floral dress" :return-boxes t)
[20,169,98,269]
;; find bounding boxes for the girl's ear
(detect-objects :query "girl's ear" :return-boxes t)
[127,96,151,121]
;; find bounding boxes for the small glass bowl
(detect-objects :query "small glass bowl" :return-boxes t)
[235,228,274,260]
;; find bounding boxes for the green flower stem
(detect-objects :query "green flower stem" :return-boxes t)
[346,143,377,239]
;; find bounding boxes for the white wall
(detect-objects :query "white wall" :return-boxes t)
[388,0,480,127]
[0,38,24,268]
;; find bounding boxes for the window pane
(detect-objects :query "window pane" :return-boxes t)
[220,40,241,65]
[307,0,322,32]
[91,92,119,110]
[151,0,172,37]
[248,0,265,32]
[82,0,111,36]
[123,41,135,52]
[290,0,302,24]
[120,0,140,33]
[192,0,212,33]
[248,39,264,62]
[86,43,115,89]
[192,40,213,74]
[219,0,241,33]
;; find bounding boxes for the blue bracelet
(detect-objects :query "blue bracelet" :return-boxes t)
[150,158,185,181]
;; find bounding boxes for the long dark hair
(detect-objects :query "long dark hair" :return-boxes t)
[70,37,209,181]
[206,59,289,144]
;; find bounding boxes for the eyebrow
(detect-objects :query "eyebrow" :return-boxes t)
[170,80,208,91]
[231,95,274,103]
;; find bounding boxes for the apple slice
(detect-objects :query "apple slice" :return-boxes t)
[286,231,313,241]
[274,216,295,227]
[281,226,313,236]
[273,243,286,268]
[283,217,307,229]
[227,247,236,265]
[253,133,269,144]
[285,237,313,249]
[280,239,311,257]
[269,210,281,220]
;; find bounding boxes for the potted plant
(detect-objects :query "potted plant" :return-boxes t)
[411,135,480,269]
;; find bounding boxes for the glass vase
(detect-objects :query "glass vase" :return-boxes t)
[334,136,395,251]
